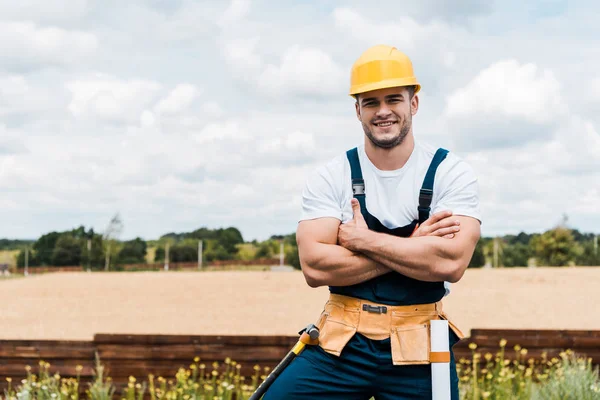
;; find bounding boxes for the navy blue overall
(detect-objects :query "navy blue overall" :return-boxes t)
[263,147,460,400]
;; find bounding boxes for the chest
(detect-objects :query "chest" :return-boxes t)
[340,171,424,228]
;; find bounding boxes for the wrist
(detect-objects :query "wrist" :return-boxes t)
[359,229,378,253]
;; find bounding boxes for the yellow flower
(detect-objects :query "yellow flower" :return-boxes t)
[514,344,521,351]
[520,348,528,356]
[484,353,492,361]
[468,343,477,350]
[499,339,507,347]
[194,357,200,363]
[6,378,11,383]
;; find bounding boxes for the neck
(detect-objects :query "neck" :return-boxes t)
[364,132,415,171]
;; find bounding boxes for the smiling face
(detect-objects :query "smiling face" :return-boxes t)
[355,86,419,149]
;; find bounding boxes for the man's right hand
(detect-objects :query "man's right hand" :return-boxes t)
[410,210,461,239]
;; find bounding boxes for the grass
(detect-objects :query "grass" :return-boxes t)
[458,340,600,399]
[2,341,599,400]
[0,250,18,268]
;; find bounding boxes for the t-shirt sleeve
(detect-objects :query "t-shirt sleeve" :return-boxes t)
[432,158,482,224]
[299,165,344,222]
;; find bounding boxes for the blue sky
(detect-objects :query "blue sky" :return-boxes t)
[0,0,599,242]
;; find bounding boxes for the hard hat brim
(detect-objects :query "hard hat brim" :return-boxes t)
[349,78,421,97]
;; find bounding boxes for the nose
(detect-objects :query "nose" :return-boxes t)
[375,103,392,118]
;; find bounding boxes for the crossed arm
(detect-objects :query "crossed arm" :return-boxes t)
[297,198,481,288]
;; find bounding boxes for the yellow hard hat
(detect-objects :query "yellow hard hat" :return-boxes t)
[349,44,421,97]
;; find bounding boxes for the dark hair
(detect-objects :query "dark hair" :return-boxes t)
[354,85,416,102]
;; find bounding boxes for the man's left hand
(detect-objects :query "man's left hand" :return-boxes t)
[338,198,371,252]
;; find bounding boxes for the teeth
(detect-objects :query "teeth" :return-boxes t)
[377,122,393,127]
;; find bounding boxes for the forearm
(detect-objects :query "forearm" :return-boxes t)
[360,231,461,282]
[300,242,390,287]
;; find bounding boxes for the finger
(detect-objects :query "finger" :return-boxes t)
[351,198,364,222]
[442,233,455,239]
[424,210,453,226]
[431,226,461,237]
[409,223,420,237]
[428,218,460,233]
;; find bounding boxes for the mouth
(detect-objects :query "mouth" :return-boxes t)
[373,121,397,128]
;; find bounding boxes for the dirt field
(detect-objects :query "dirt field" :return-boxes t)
[1,267,598,340]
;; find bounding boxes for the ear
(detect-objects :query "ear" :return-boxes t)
[355,100,362,121]
[411,94,419,116]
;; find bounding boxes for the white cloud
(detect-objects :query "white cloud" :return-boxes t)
[0,21,97,70]
[1,1,600,242]
[332,7,457,55]
[540,116,600,175]
[222,36,262,72]
[257,46,345,97]
[0,74,63,122]
[66,74,161,123]
[445,60,564,123]
[218,0,251,28]
[444,60,566,151]
[589,77,600,101]
[0,0,88,23]
[154,84,200,115]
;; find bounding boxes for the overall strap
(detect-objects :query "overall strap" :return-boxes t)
[346,148,368,217]
[418,148,449,224]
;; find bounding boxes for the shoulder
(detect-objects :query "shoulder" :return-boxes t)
[415,140,477,181]
[305,149,351,183]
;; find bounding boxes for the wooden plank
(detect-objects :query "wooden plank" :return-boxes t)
[463,336,583,349]
[470,329,600,338]
[94,334,298,346]
[96,344,289,361]
[0,345,96,359]
[0,340,93,346]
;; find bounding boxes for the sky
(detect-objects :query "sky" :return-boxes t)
[1,0,599,242]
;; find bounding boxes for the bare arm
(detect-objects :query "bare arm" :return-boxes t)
[296,217,390,288]
[353,216,479,283]
[338,200,480,283]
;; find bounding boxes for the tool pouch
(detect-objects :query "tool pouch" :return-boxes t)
[314,299,359,357]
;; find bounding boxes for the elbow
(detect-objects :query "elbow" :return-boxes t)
[300,258,326,288]
[444,260,467,283]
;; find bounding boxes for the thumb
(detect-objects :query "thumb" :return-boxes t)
[351,198,364,221]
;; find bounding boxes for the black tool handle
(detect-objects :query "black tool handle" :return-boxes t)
[248,350,296,400]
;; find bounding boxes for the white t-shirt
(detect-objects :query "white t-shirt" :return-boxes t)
[299,140,482,295]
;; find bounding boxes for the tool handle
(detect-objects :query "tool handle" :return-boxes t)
[248,350,297,400]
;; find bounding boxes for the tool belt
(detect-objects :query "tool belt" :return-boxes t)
[314,293,465,366]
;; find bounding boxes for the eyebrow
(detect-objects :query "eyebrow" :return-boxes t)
[361,94,404,104]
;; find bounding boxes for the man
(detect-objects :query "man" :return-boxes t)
[263,44,481,399]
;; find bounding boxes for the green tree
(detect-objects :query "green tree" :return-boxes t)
[501,243,531,267]
[575,238,600,266]
[468,239,485,268]
[530,227,583,266]
[116,238,147,264]
[255,240,279,258]
[51,234,83,266]
[33,231,62,265]
[170,241,198,262]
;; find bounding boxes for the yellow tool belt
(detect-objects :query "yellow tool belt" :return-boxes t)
[314,293,465,366]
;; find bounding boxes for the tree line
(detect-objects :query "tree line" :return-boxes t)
[6,224,600,271]
[10,225,300,270]
[468,227,600,268]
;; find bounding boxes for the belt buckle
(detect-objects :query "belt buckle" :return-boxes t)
[362,304,387,314]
